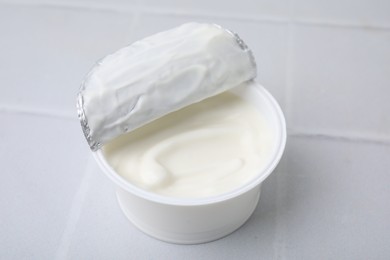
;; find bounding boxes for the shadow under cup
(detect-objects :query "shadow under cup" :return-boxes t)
[93,81,286,244]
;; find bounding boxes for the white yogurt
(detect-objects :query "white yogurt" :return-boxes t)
[78,23,256,150]
[102,92,274,199]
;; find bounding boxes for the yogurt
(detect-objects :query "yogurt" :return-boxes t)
[102,92,274,198]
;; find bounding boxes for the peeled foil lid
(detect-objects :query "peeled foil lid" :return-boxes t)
[77,23,257,151]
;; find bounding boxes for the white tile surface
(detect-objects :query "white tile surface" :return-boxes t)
[289,24,390,139]
[292,0,390,27]
[0,113,89,259]
[132,13,288,108]
[0,5,134,116]
[1,0,390,259]
[283,137,390,259]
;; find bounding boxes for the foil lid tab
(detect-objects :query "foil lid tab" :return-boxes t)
[77,23,257,151]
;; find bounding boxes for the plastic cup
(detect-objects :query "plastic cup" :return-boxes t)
[93,81,286,244]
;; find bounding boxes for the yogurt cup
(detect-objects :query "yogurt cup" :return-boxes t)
[93,81,286,244]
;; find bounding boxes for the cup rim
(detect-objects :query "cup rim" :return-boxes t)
[93,81,287,206]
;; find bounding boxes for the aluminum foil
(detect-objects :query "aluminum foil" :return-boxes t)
[77,23,257,151]
[215,24,257,77]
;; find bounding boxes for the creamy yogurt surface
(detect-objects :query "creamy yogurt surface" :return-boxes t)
[102,92,274,199]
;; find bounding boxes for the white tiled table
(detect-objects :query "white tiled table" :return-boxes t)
[1,1,389,259]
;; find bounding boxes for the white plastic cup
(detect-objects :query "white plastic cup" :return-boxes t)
[93,81,286,244]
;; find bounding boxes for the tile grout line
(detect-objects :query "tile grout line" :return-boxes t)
[289,130,390,146]
[291,17,390,31]
[55,156,94,260]
[0,0,285,22]
[0,0,137,14]
[284,22,295,135]
[273,2,295,258]
[0,106,77,121]
[137,6,289,25]
[1,0,390,30]
[0,0,288,25]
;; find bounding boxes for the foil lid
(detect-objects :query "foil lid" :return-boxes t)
[77,23,257,151]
